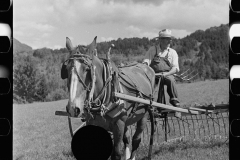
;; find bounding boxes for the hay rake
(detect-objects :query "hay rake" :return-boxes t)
[55,94,228,160]
[55,93,229,159]
[129,103,229,146]
[113,93,229,141]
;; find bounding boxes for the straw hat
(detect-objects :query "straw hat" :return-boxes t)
[156,29,174,39]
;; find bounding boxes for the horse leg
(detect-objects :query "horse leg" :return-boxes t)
[123,126,131,160]
[129,111,148,160]
[111,119,125,160]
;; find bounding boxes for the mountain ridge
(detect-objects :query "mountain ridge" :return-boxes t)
[13,38,32,54]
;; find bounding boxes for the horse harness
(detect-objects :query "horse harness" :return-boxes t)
[66,50,154,120]
[66,51,122,119]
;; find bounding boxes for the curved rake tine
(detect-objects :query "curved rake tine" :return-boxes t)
[174,69,194,79]
[188,73,198,80]
[183,73,199,82]
[174,71,198,82]
[173,74,187,81]
[181,70,195,79]
[179,68,190,76]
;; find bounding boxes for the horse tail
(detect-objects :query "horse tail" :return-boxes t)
[147,106,154,160]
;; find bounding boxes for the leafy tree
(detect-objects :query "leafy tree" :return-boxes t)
[13,55,42,103]
[34,75,48,101]
[205,65,212,79]
[210,62,220,80]
[33,48,53,59]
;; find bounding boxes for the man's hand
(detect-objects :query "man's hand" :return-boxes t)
[142,62,148,65]
[156,68,178,78]
[156,72,167,77]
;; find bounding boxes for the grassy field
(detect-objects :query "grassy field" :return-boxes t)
[173,79,228,106]
[13,79,229,160]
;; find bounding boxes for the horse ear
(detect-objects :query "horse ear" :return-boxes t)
[66,37,74,51]
[87,36,97,57]
[89,36,97,51]
[92,36,97,47]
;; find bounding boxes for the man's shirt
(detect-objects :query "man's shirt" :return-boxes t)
[143,45,180,72]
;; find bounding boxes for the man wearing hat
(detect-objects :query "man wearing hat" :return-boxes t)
[143,29,181,118]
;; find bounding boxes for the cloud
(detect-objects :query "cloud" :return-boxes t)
[13,0,228,49]
[15,0,229,28]
[52,45,63,49]
[68,0,228,32]
[101,0,168,6]
[30,22,55,32]
[29,39,52,50]
[124,25,156,38]
[14,0,228,31]
[13,0,58,48]
[15,21,55,32]
[42,33,50,38]
[125,25,141,36]
[100,37,115,42]
[171,29,192,39]
[13,21,56,43]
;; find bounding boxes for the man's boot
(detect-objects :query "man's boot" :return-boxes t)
[170,100,181,118]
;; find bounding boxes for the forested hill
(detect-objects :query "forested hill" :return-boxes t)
[95,24,228,80]
[13,24,229,103]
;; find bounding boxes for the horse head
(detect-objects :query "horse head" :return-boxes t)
[65,36,104,119]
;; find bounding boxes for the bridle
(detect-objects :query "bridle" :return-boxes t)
[67,49,114,118]
[68,54,93,92]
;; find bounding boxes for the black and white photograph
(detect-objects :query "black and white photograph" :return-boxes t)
[13,0,229,160]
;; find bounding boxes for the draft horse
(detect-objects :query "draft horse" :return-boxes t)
[65,36,155,160]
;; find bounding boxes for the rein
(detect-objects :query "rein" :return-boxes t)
[87,60,115,116]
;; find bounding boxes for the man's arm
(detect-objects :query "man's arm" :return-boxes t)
[142,46,156,65]
[155,67,177,77]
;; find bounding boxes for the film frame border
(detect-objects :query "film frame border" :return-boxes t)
[229,0,240,159]
[0,0,13,159]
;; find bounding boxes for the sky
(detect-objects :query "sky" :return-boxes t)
[13,0,229,50]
